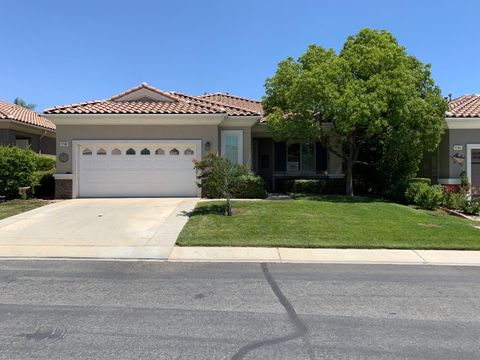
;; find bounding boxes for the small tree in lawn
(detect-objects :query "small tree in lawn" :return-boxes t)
[263,28,447,196]
[194,153,247,216]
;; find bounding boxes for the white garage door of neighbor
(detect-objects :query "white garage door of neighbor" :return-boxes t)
[77,141,200,197]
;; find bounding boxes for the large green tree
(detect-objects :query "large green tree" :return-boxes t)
[263,29,447,196]
[13,97,37,110]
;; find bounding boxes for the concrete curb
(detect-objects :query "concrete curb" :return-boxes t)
[168,246,480,266]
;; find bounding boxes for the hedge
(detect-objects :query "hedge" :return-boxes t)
[0,146,39,199]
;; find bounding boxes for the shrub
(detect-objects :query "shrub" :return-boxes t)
[0,146,39,199]
[36,155,56,171]
[233,174,268,199]
[414,184,444,210]
[391,177,432,204]
[444,191,467,210]
[461,199,480,215]
[410,178,432,186]
[405,182,426,205]
[459,171,470,192]
[285,179,327,194]
[195,153,266,215]
[34,170,55,198]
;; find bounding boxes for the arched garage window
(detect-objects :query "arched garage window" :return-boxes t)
[82,148,92,155]
[97,148,107,155]
[126,148,136,155]
[111,148,121,155]
[141,148,150,155]
[184,148,194,156]
[169,148,179,155]
[155,148,165,155]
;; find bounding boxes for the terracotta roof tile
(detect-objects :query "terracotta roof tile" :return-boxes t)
[447,94,480,118]
[44,83,263,117]
[0,100,55,130]
[170,92,260,116]
[200,92,263,113]
[44,100,224,115]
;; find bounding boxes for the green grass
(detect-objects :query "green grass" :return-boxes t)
[0,199,51,221]
[177,195,480,250]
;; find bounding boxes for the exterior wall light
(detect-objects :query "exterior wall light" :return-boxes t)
[205,141,211,152]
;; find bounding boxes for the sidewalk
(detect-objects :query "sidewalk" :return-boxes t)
[169,246,480,266]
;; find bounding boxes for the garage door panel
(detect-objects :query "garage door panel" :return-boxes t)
[78,142,199,197]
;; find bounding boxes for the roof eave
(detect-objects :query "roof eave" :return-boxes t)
[43,113,227,126]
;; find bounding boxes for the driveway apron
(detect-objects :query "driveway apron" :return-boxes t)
[0,198,198,259]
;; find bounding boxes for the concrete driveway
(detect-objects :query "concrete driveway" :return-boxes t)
[0,198,198,259]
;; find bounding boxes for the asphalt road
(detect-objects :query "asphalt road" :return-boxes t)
[0,261,479,359]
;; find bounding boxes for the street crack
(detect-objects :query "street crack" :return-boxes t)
[231,263,315,360]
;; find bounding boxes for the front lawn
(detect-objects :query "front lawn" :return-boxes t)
[0,199,51,221]
[177,196,480,250]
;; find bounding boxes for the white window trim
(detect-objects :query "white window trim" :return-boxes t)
[467,144,480,197]
[221,130,243,164]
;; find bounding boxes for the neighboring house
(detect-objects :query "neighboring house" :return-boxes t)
[0,99,56,154]
[43,82,343,198]
[419,94,480,193]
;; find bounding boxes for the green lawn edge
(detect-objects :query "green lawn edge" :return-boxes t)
[177,196,480,250]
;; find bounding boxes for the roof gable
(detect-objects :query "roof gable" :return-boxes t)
[109,82,178,103]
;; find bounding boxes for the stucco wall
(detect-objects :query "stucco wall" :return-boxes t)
[447,129,480,178]
[55,124,220,173]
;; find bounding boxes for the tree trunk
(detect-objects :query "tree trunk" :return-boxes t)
[345,155,354,197]
[226,193,233,216]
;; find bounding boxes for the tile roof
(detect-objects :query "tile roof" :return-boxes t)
[0,100,55,130]
[44,100,225,115]
[170,92,260,116]
[447,94,480,118]
[44,83,262,117]
[199,93,264,115]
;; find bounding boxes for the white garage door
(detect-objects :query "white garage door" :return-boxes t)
[77,141,200,197]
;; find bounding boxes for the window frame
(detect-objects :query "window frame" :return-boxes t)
[15,138,30,149]
[286,142,317,173]
[221,130,243,164]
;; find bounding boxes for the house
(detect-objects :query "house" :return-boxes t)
[44,82,343,198]
[0,99,56,154]
[419,94,480,193]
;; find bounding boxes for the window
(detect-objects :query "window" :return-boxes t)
[15,138,30,149]
[112,148,121,155]
[97,148,107,155]
[82,148,92,155]
[221,130,243,164]
[141,148,150,155]
[169,148,179,155]
[287,143,315,172]
[184,148,194,156]
[155,148,165,155]
[126,148,136,155]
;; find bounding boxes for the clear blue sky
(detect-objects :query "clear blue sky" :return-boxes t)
[1,0,479,111]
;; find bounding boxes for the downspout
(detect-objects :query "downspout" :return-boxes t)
[39,130,47,154]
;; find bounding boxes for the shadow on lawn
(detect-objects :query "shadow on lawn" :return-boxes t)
[291,194,386,203]
[184,204,228,217]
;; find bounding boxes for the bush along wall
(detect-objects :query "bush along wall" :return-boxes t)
[284,178,345,195]
[403,176,480,215]
[0,146,56,199]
